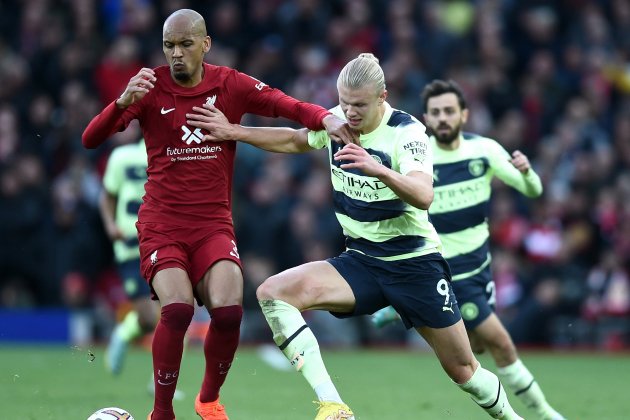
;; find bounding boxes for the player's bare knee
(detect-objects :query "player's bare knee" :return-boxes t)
[256,275,284,300]
[447,365,475,385]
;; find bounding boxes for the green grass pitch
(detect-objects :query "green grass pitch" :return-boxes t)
[1,345,627,419]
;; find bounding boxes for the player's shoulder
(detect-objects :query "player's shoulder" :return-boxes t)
[386,107,422,129]
[212,63,271,92]
[205,62,236,77]
[461,132,506,158]
[385,107,426,145]
[212,63,256,83]
[462,132,502,149]
[462,132,484,141]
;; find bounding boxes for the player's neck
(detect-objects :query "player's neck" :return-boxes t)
[436,134,461,151]
[173,65,205,88]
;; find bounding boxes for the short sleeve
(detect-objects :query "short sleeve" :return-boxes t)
[397,124,432,176]
[307,130,329,150]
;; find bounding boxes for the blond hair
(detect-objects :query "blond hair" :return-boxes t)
[337,53,386,94]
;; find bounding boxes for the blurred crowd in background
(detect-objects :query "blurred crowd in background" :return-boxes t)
[1,0,629,350]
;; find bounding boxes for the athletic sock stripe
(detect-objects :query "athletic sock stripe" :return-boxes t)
[278,324,308,351]
[479,378,502,409]
[514,379,535,396]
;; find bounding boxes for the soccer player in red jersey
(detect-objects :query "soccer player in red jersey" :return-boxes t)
[82,9,356,420]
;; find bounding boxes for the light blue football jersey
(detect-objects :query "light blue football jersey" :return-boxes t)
[102,140,147,263]
[429,133,542,280]
[308,102,441,261]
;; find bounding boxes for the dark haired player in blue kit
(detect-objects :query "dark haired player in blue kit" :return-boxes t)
[372,79,565,420]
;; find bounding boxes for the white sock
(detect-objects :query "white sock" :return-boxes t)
[314,381,343,403]
[458,363,521,419]
[260,299,343,403]
[497,359,558,417]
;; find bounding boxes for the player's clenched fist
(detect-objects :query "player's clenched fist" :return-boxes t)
[116,68,157,109]
[510,150,531,174]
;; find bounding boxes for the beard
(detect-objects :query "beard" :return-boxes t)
[172,69,191,82]
[433,122,462,145]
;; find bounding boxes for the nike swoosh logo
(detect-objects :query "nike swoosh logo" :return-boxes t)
[161,107,175,114]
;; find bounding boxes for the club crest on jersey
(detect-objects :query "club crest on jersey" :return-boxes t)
[371,154,382,165]
[468,159,485,177]
[205,95,217,106]
[181,125,203,145]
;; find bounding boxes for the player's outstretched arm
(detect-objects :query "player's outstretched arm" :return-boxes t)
[187,104,313,154]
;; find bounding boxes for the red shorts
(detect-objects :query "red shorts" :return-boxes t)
[137,221,242,298]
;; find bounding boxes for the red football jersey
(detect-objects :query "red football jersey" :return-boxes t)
[83,63,330,226]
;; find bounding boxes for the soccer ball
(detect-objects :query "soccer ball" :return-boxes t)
[87,407,134,420]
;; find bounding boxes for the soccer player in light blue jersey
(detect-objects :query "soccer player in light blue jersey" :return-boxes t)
[187,55,522,420]
[372,79,564,420]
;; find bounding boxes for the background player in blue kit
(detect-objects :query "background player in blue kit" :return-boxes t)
[372,79,565,420]
[187,55,523,420]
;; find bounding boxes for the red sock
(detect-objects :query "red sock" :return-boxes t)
[199,305,243,402]
[151,303,194,419]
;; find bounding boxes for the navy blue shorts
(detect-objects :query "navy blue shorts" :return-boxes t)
[451,266,494,329]
[327,251,461,329]
[117,259,152,300]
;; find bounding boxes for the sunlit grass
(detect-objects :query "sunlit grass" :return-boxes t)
[0,345,627,419]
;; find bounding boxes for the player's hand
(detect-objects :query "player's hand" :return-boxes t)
[510,150,531,174]
[116,68,156,108]
[333,143,384,177]
[323,114,360,146]
[187,103,241,142]
[104,222,125,241]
